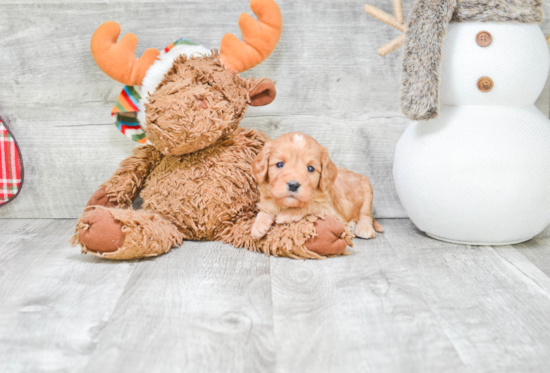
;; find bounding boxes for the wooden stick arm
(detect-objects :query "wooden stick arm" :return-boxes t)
[378,34,405,57]
[392,0,404,22]
[364,4,406,32]
[364,1,406,57]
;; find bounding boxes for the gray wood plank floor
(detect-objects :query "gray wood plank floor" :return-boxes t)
[2,219,550,372]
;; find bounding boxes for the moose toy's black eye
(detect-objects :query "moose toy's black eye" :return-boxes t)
[307,166,315,173]
[276,162,284,168]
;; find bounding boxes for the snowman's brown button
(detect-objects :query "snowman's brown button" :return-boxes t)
[477,77,493,92]
[476,31,492,47]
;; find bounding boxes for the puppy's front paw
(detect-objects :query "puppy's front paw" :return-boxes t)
[275,213,299,225]
[355,218,376,239]
[275,215,290,224]
[251,220,271,240]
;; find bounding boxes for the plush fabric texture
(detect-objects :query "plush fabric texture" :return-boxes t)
[401,0,543,120]
[72,129,348,259]
[90,21,161,86]
[72,54,348,259]
[451,0,543,23]
[249,81,277,106]
[138,128,266,241]
[74,208,126,253]
[78,1,348,259]
[84,187,118,213]
[142,53,254,156]
[112,87,146,144]
[77,20,348,260]
[114,112,146,144]
[302,217,352,257]
[219,0,283,73]
[111,39,209,144]
[112,85,140,115]
[0,116,23,206]
[72,206,184,260]
[220,214,353,259]
[138,44,212,129]
[101,145,164,208]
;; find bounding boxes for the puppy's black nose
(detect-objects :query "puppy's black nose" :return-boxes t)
[287,181,301,192]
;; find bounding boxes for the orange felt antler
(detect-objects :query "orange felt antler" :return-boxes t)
[364,0,406,57]
[90,21,160,86]
[219,0,283,73]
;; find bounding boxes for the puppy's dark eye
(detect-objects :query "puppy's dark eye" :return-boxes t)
[307,166,315,173]
[276,162,284,168]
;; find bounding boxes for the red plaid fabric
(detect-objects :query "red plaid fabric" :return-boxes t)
[0,117,23,206]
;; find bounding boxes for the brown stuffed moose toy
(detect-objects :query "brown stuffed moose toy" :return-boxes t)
[71,0,352,260]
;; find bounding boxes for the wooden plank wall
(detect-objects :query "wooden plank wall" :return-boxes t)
[0,0,549,219]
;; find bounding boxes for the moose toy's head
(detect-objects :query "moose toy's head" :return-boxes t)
[91,0,282,155]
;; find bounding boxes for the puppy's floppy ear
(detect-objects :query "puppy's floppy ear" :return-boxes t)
[319,147,338,192]
[252,142,272,184]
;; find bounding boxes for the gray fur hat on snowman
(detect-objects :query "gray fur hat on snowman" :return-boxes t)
[365,0,544,120]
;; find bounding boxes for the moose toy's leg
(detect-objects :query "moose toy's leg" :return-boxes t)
[220,215,351,259]
[303,217,352,257]
[71,207,183,260]
[262,216,352,259]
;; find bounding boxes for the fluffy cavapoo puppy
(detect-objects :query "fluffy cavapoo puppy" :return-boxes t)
[251,132,383,240]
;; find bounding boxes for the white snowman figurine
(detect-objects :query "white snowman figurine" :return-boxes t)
[366,0,550,244]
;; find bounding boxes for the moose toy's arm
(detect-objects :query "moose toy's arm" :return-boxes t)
[86,145,163,210]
